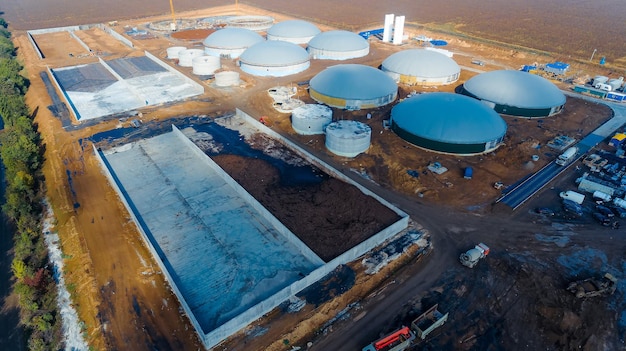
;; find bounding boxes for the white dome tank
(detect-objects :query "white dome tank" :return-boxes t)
[192,56,221,75]
[325,120,371,157]
[166,46,187,59]
[291,104,333,135]
[215,71,240,87]
[178,49,204,67]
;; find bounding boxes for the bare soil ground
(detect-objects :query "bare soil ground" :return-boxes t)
[6,3,623,351]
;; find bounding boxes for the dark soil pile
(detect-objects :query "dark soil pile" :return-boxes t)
[212,154,401,261]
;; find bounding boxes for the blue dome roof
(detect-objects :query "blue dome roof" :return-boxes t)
[202,28,264,49]
[240,41,309,66]
[391,93,507,144]
[267,20,320,38]
[382,49,460,78]
[308,30,369,52]
[463,70,565,109]
[310,64,397,100]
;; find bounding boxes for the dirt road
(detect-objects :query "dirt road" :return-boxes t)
[308,157,626,350]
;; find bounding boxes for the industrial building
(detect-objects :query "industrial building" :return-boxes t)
[381,49,460,86]
[202,28,264,59]
[307,30,370,60]
[266,19,321,44]
[239,40,310,77]
[309,64,397,110]
[391,93,507,155]
[459,70,566,118]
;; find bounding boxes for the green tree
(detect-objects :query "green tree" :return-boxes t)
[11,259,29,280]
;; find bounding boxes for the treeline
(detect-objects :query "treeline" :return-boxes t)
[0,19,62,350]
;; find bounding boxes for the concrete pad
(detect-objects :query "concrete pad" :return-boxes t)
[51,55,203,121]
[102,131,321,333]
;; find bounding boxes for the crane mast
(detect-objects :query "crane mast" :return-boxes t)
[169,0,177,31]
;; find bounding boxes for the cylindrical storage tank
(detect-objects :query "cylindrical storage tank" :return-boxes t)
[192,56,221,75]
[381,49,460,86]
[203,28,264,59]
[267,20,321,44]
[307,30,369,60]
[593,75,609,85]
[324,120,371,157]
[460,70,566,118]
[391,93,507,155]
[309,64,398,110]
[166,46,187,59]
[239,41,310,77]
[178,49,204,67]
[215,71,240,87]
[291,104,333,135]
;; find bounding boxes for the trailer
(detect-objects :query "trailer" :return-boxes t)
[362,326,415,351]
[411,304,449,340]
[560,190,585,205]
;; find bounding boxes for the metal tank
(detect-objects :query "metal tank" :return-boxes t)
[324,120,371,157]
[166,46,187,59]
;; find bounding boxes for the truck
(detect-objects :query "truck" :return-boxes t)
[567,273,618,298]
[411,304,449,340]
[459,243,490,268]
[560,190,585,205]
[362,326,415,351]
[592,190,612,202]
[555,146,578,166]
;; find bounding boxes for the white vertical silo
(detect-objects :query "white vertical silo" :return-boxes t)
[215,71,240,87]
[178,49,205,67]
[291,104,333,135]
[382,14,394,43]
[166,46,187,59]
[325,120,371,157]
[393,16,405,45]
[192,56,221,75]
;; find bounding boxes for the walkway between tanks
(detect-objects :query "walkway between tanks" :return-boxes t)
[497,96,626,209]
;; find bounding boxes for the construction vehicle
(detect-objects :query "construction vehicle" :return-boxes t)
[567,273,618,298]
[459,243,489,268]
[362,326,415,351]
[411,304,449,340]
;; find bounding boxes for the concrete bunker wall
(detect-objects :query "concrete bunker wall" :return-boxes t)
[96,118,409,350]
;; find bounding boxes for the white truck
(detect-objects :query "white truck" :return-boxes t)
[459,243,490,268]
[560,190,585,205]
[555,146,578,166]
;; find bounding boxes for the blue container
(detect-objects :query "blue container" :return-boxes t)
[600,57,606,65]
[464,167,473,179]
[430,40,448,46]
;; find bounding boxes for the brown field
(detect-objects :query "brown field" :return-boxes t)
[2,2,625,351]
[3,0,626,66]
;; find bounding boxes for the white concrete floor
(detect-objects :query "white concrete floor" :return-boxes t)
[103,131,321,333]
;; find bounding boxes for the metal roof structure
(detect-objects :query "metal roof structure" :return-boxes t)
[308,30,368,52]
[240,41,310,67]
[382,49,460,79]
[391,92,506,145]
[307,30,369,60]
[267,20,320,43]
[202,27,264,49]
[462,70,566,109]
[310,64,397,101]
